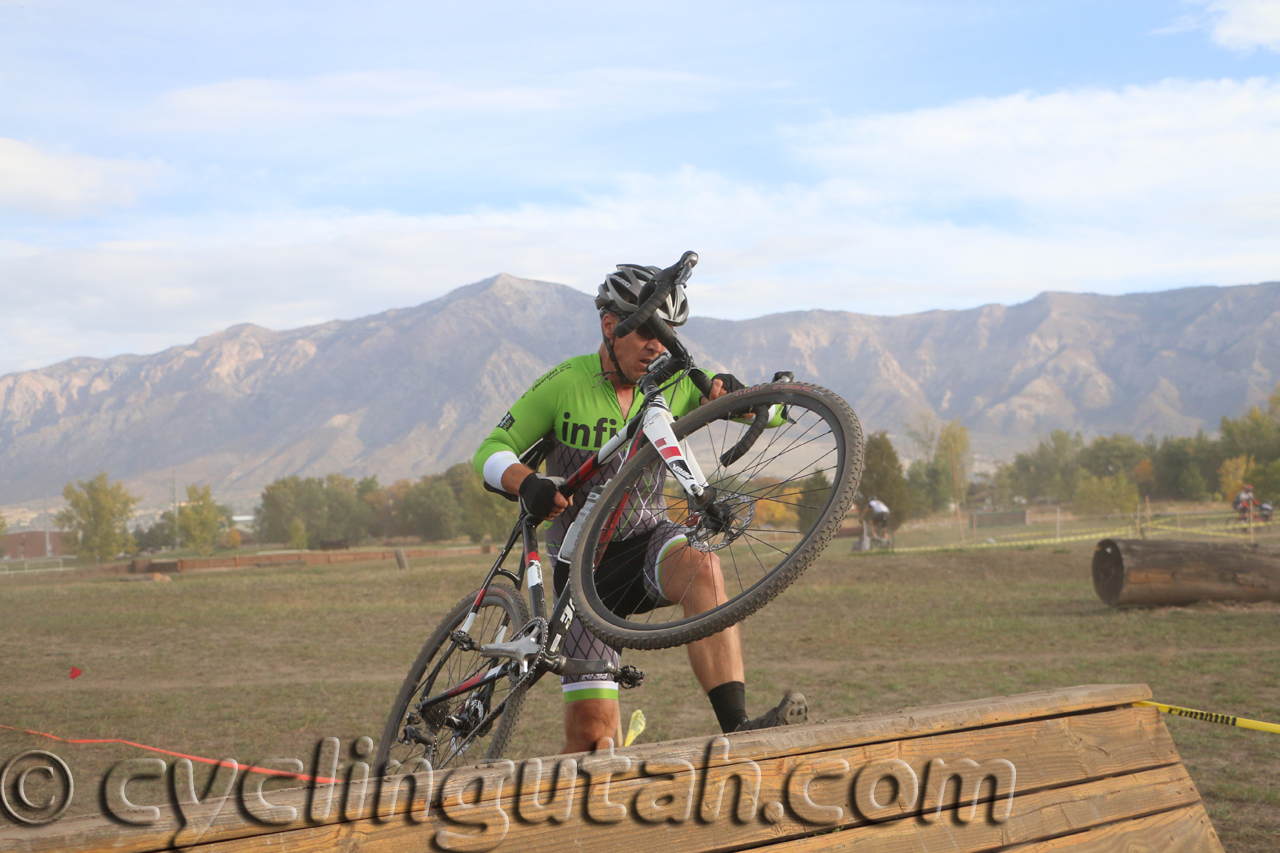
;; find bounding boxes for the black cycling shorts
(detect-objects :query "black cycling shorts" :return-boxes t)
[553,527,670,617]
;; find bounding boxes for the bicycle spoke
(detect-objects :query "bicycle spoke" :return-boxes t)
[377,585,529,772]
[569,383,861,650]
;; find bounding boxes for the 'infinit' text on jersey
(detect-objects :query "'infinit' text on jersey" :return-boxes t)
[562,413,619,449]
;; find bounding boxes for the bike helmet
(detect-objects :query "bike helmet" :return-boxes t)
[595,263,690,326]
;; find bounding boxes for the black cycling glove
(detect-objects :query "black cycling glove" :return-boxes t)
[713,373,746,394]
[519,472,564,521]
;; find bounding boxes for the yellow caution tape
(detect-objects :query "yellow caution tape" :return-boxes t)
[1170,524,1255,540]
[886,517,1272,554]
[623,709,646,747]
[982,522,1147,542]
[891,526,1136,554]
[1137,700,1280,735]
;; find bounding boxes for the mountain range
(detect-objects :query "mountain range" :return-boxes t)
[2,274,1278,511]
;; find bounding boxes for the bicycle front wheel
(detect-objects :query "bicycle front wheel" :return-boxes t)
[376,584,529,772]
[569,382,862,650]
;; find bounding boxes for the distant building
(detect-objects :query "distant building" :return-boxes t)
[3,530,76,560]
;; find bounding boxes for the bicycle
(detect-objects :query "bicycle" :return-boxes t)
[376,251,865,772]
[854,523,894,552]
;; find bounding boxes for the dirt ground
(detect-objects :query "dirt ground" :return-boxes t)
[2,539,1278,850]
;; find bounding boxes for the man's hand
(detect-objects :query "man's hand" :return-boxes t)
[700,372,745,405]
[519,472,570,521]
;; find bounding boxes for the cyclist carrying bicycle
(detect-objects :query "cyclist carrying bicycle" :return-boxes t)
[862,496,890,539]
[474,262,807,753]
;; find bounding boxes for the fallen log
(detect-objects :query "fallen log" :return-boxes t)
[1093,538,1280,607]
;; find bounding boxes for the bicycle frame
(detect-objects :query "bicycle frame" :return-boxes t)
[404,350,720,740]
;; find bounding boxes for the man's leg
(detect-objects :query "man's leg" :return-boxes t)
[563,697,620,754]
[558,613,624,753]
[658,541,745,688]
[657,539,805,732]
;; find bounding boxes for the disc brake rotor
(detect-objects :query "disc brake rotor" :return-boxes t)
[687,493,755,551]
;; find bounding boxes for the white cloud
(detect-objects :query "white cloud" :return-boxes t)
[5,76,1280,375]
[154,68,727,128]
[1199,0,1280,52]
[0,138,163,218]
[793,78,1280,215]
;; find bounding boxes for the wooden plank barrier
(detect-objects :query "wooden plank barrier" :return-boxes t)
[0,684,1223,853]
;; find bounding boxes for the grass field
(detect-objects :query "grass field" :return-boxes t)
[2,538,1278,850]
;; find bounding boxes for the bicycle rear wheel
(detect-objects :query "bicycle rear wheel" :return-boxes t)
[568,382,862,650]
[376,584,529,772]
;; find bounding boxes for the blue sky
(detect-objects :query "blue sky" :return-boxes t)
[2,0,1279,376]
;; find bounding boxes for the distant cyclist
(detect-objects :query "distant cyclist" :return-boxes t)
[473,261,808,753]
[863,496,891,539]
[1234,485,1262,523]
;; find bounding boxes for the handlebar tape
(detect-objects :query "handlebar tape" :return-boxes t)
[720,404,771,467]
[718,373,791,466]
[613,280,674,338]
[689,368,715,399]
[612,250,698,339]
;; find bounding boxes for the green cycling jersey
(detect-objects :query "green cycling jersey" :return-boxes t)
[473,353,704,546]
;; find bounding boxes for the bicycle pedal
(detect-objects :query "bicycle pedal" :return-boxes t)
[618,665,645,689]
[450,630,479,651]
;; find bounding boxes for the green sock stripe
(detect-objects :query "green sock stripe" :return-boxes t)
[563,687,619,702]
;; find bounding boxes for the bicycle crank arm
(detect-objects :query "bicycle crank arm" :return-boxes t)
[550,657,645,688]
[478,634,541,662]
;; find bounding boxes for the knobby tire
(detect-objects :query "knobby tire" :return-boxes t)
[568,382,863,650]
[376,584,529,771]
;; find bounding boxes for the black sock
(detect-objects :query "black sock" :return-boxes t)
[708,681,748,733]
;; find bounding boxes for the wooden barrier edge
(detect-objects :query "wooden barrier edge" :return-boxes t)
[2,685,1164,853]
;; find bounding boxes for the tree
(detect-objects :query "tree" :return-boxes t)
[905,417,972,513]
[373,479,415,538]
[1218,455,1252,502]
[178,484,223,556]
[255,474,372,548]
[288,518,308,551]
[936,419,971,510]
[1004,430,1083,503]
[1178,464,1210,502]
[1079,434,1149,484]
[402,476,462,542]
[256,476,321,544]
[1220,383,1280,464]
[56,472,139,563]
[133,511,176,553]
[857,431,911,527]
[989,466,1016,510]
[1131,458,1156,496]
[1150,434,1218,500]
[752,477,800,529]
[1074,472,1139,517]
[1247,458,1280,502]
[0,512,7,558]
[443,463,518,543]
[795,468,831,534]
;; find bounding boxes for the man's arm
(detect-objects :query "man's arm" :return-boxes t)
[473,361,576,518]
[476,435,570,522]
